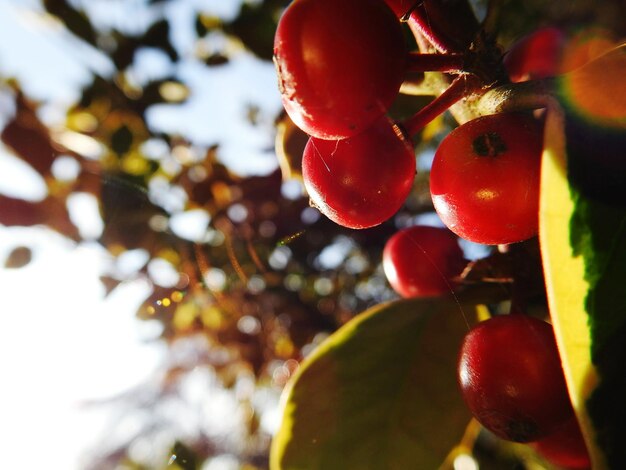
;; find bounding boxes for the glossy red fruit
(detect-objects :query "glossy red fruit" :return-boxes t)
[273,0,407,140]
[302,117,415,229]
[457,314,573,443]
[531,415,591,469]
[383,225,465,298]
[504,27,567,82]
[430,113,543,245]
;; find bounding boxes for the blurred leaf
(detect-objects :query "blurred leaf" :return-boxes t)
[204,53,230,66]
[224,0,287,60]
[492,0,626,48]
[100,173,168,251]
[195,14,210,37]
[1,92,62,177]
[99,275,124,296]
[274,113,307,181]
[98,77,185,121]
[270,296,478,470]
[111,124,134,156]
[142,19,178,58]
[4,246,32,269]
[111,18,178,70]
[43,0,97,46]
[0,195,78,239]
[195,13,222,38]
[167,441,200,470]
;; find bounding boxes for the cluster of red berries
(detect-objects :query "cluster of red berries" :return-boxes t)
[274,0,544,242]
[274,0,591,467]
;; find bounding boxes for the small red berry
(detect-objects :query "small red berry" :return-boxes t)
[430,113,543,245]
[457,314,573,443]
[383,225,465,298]
[302,117,415,229]
[274,0,407,139]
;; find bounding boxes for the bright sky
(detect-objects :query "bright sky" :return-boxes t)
[0,226,164,467]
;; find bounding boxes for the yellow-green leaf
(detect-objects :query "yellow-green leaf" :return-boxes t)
[539,105,604,468]
[270,297,476,470]
[540,46,626,468]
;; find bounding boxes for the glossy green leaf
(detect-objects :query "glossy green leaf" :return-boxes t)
[539,105,601,467]
[270,297,477,470]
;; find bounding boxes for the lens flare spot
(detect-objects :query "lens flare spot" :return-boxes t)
[558,42,626,127]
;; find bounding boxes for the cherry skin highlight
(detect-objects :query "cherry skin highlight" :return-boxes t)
[430,113,543,245]
[273,0,407,140]
[302,117,415,229]
[383,225,465,298]
[457,314,573,443]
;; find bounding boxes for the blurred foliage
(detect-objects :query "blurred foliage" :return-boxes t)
[0,0,624,468]
[486,0,626,47]
[3,245,32,268]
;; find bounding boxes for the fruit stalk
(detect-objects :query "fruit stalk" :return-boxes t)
[407,52,466,73]
[398,0,480,53]
[401,75,481,136]
[475,78,558,115]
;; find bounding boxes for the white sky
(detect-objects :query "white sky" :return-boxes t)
[0,226,164,467]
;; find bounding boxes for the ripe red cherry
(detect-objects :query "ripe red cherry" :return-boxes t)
[430,113,543,245]
[504,27,567,82]
[531,415,591,469]
[302,117,415,229]
[273,0,407,140]
[383,225,465,298]
[457,314,573,443]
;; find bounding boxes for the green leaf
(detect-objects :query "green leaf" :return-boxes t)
[539,105,601,464]
[270,297,476,470]
[540,46,626,469]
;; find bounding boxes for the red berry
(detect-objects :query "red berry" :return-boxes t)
[273,0,407,139]
[302,117,415,229]
[457,314,573,443]
[430,113,543,245]
[531,415,591,469]
[504,27,567,82]
[383,225,465,298]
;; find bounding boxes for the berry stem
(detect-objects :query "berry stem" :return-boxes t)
[401,0,480,53]
[407,52,466,73]
[401,75,480,136]
[475,77,558,115]
[402,6,452,53]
